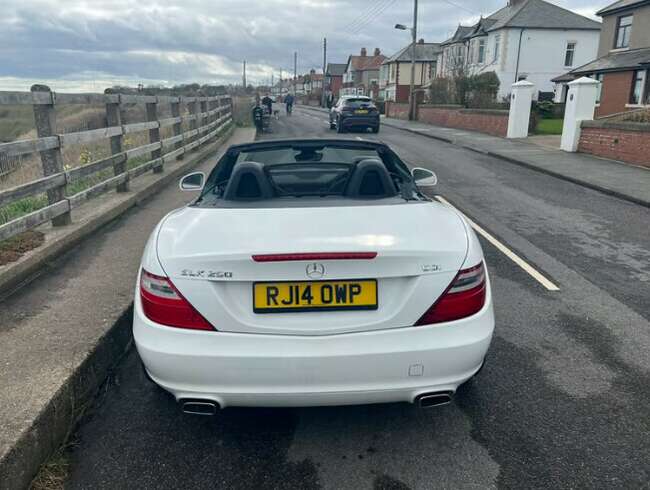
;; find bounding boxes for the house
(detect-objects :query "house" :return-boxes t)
[325,63,347,99]
[553,0,650,116]
[436,0,601,100]
[291,75,307,95]
[379,40,441,102]
[341,48,387,98]
[304,69,324,96]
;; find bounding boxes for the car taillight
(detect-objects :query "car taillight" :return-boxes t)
[140,269,215,331]
[415,262,486,326]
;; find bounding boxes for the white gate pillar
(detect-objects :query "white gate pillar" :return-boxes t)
[507,80,535,138]
[560,76,600,152]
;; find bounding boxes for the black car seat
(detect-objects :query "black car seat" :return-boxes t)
[345,159,397,198]
[223,162,274,200]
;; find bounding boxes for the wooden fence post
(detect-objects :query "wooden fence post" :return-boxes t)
[188,98,199,148]
[30,84,71,226]
[170,97,183,159]
[145,97,162,173]
[105,92,128,191]
[199,99,208,144]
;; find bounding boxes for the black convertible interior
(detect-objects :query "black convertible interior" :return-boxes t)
[196,139,426,206]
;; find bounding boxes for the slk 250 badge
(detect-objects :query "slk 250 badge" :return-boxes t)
[181,269,233,279]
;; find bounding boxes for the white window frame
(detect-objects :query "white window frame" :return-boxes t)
[494,34,501,62]
[477,39,486,64]
[564,41,576,67]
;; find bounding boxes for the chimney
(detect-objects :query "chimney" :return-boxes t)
[418,38,425,44]
[310,68,315,74]
[374,48,381,56]
[360,47,367,56]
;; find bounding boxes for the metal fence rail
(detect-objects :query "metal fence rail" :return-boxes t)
[0,85,233,242]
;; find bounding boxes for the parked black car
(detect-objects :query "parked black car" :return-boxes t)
[329,96,380,133]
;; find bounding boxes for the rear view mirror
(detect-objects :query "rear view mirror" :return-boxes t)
[411,167,437,187]
[179,172,205,191]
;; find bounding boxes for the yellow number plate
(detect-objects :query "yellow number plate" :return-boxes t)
[355,109,369,114]
[253,280,377,313]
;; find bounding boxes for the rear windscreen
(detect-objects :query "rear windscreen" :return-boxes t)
[237,146,379,165]
[266,163,352,196]
[344,98,373,108]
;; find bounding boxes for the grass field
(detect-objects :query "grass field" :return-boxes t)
[535,118,564,135]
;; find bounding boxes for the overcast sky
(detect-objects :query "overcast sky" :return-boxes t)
[0,0,603,92]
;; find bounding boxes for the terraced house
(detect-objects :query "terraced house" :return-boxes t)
[436,0,601,100]
[379,40,441,103]
[554,0,650,116]
[341,48,387,98]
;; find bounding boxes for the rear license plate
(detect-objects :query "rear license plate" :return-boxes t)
[253,280,377,313]
[355,109,369,114]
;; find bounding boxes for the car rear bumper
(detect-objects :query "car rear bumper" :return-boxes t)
[340,115,380,128]
[134,289,494,408]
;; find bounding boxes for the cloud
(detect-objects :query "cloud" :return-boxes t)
[0,0,602,92]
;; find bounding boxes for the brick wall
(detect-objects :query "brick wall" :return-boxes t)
[596,71,634,118]
[417,105,509,138]
[579,121,650,167]
[385,101,410,120]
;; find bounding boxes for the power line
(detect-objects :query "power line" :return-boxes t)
[437,0,480,17]
[343,0,393,32]
[350,0,398,35]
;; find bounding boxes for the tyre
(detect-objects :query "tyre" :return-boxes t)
[336,118,345,133]
[371,125,380,134]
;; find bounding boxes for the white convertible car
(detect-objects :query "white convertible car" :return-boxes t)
[134,139,494,415]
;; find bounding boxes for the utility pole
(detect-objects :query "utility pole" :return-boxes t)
[321,37,327,108]
[294,51,298,96]
[242,60,247,91]
[409,0,419,121]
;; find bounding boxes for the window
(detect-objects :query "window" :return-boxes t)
[630,70,644,104]
[645,70,650,105]
[478,39,486,64]
[615,15,633,49]
[517,74,528,81]
[494,34,501,62]
[594,73,604,104]
[564,42,576,67]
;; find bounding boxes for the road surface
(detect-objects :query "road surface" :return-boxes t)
[63,108,650,489]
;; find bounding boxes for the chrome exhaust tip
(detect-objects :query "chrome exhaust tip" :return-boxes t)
[181,400,220,416]
[416,391,453,408]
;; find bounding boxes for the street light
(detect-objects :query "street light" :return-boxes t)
[394,0,418,121]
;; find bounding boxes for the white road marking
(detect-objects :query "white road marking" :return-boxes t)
[435,195,560,291]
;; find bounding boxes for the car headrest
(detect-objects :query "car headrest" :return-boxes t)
[223,162,274,200]
[345,159,397,198]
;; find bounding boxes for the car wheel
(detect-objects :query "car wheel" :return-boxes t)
[336,118,345,133]
[372,125,380,134]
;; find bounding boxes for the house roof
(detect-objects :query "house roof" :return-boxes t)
[384,43,442,63]
[326,63,346,77]
[441,25,474,45]
[346,54,387,71]
[569,46,650,74]
[596,0,650,16]
[486,0,601,31]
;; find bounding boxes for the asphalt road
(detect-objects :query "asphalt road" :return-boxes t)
[63,108,650,489]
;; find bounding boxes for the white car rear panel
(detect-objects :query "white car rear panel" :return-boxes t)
[133,278,494,407]
[155,201,469,335]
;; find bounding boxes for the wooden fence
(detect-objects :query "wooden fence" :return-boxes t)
[0,85,232,242]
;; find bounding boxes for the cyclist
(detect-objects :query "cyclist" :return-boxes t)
[285,93,295,115]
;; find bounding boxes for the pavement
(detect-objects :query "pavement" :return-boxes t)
[57,108,650,489]
[302,105,650,208]
[0,128,255,490]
